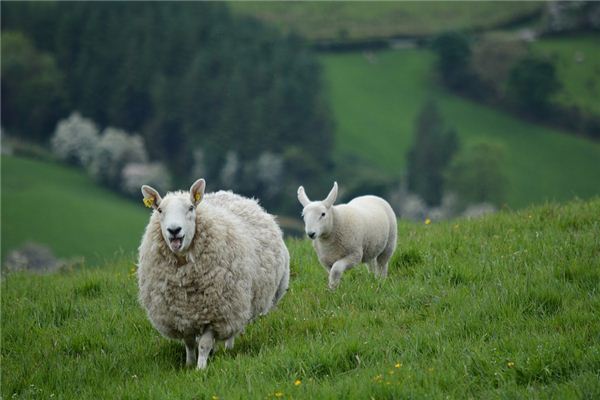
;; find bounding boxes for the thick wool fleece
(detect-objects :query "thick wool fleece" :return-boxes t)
[314,195,397,269]
[137,191,289,341]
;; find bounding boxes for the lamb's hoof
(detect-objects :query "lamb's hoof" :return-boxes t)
[328,281,339,291]
[225,337,235,350]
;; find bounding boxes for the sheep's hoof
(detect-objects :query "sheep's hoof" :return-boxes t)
[197,358,208,370]
[225,337,235,350]
[328,282,339,291]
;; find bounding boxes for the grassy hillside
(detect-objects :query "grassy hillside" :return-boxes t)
[1,155,148,265]
[320,49,600,208]
[230,2,541,42]
[533,34,600,118]
[3,199,599,398]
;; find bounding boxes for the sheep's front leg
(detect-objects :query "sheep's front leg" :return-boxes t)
[184,337,197,367]
[328,255,360,290]
[224,336,235,350]
[196,329,215,370]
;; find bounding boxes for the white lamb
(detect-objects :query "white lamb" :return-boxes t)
[297,182,397,290]
[137,179,289,369]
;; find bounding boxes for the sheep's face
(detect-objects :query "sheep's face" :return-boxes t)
[297,182,338,240]
[156,195,197,253]
[142,179,206,254]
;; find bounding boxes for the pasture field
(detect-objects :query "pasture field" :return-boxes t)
[320,49,600,208]
[230,2,541,41]
[1,155,148,264]
[533,34,600,118]
[2,198,599,398]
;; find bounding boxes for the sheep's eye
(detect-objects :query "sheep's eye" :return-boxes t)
[189,205,194,212]
[321,212,326,217]
[157,208,162,213]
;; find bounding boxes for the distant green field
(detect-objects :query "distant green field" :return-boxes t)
[3,199,599,398]
[320,49,600,208]
[1,156,148,265]
[230,2,541,41]
[533,34,600,118]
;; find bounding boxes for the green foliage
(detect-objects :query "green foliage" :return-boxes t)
[431,32,475,92]
[1,155,148,264]
[320,49,600,208]
[1,31,66,141]
[2,199,600,398]
[2,2,334,198]
[407,100,459,206]
[445,142,508,208]
[508,55,561,116]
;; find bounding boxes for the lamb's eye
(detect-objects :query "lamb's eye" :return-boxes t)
[321,212,326,217]
[157,208,162,213]
[189,205,194,212]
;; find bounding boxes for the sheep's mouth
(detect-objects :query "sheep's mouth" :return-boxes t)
[169,235,184,251]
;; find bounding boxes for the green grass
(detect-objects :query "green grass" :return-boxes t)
[3,199,600,398]
[230,2,541,41]
[320,49,600,208]
[1,155,148,265]
[533,34,600,118]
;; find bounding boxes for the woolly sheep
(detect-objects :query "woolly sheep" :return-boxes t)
[137,179,290,369]
[297,182,397,290]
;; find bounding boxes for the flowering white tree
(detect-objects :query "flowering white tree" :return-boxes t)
[51,112,99,167]
[121,162,171,196]
[88,127,148,188]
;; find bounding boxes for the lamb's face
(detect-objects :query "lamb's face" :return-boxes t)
[157,195,197,253]
[301,203,334,240]
[297,182,338,240]
[142,179,206,255]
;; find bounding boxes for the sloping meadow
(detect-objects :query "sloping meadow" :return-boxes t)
[2,199,599,398]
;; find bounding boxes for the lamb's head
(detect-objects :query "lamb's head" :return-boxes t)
[297,182,338,240]
[141,179,206,254]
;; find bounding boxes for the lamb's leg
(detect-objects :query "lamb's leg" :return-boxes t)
[184,337,197,367]
[196,329,215,370]
[328,254,360,290]
[224,336,235,350]
[376,239,397,278]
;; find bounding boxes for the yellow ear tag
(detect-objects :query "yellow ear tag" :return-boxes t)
[143,196,155,208]
[194,193,202,202]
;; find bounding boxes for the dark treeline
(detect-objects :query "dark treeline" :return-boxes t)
[2,2,334,212]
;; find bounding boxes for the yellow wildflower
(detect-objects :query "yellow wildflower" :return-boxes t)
[274,392,284,398]
[395,363,402,368]
[143,196,155,208]
[212,396,219,400]
[507,361,515,368]
[425,218,431,225]
[294,379,302,386]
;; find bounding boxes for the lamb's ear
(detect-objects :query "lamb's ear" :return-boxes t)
[297,186,311,207]
[323,181,338,208]
[141,185,162,210]
[190,178,206,206]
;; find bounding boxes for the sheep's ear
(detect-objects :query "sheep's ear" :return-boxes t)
[297,186,311,207]
[141,185,162,210]
[190,178,206,206]
[323,181,338,208]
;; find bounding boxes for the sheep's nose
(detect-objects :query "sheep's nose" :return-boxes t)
[307,232,316,239]
[167,227,182,236]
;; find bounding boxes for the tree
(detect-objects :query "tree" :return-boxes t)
[445,141,508,208]
[406,100,460,206]
[431,32,473,92]
[507,55,561,116]
[1,31,66,141]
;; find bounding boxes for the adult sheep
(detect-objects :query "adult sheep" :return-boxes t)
[137,179,289,369]
[297,182,397,290]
